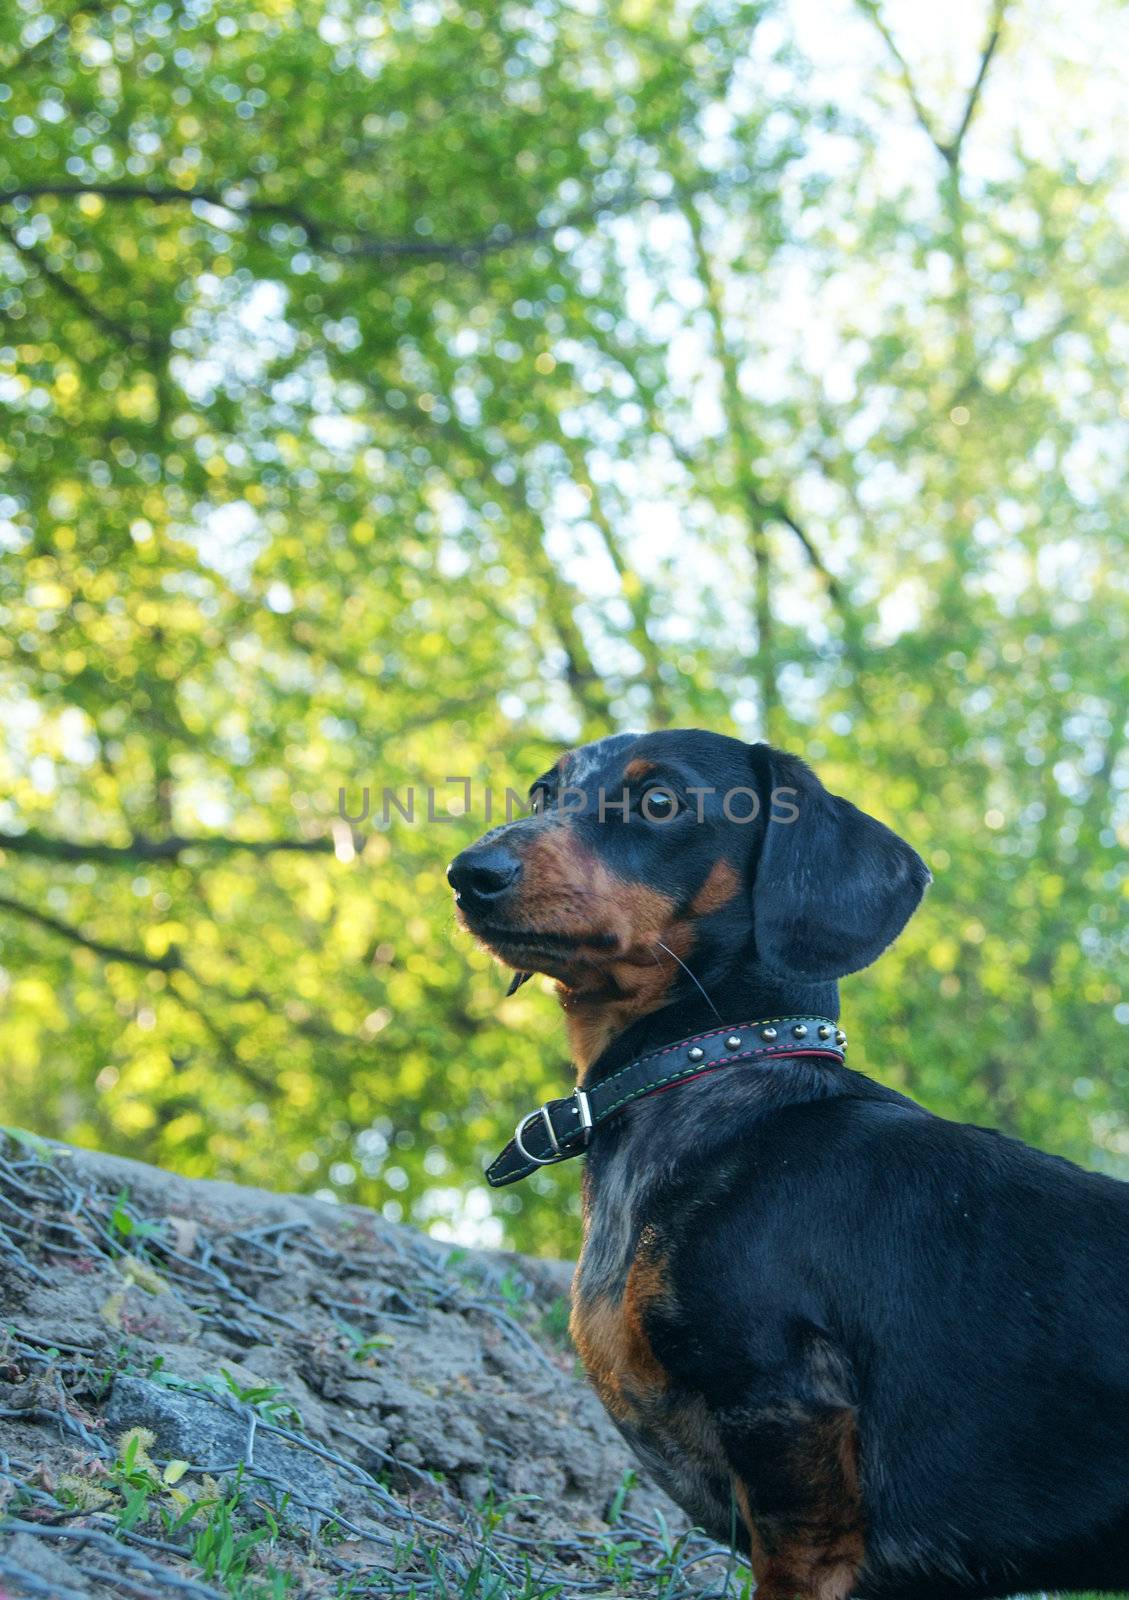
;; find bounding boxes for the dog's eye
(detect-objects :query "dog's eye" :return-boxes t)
[641,787,679,822]
[530,787,548,815]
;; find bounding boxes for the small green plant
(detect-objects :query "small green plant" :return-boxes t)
[160,1494,210,1538]
[537,1295,572,1347]
[333,1314,395,1363]
[107,1427,162,1532]
[190,1468,293,1597]
[596,1533,644,1585]
[87,1337,132,1400]
[192,1492,267,1583]
[0,1128,53,1159]
[652,1525,695,1599]
[419,1539,562,1600]
[496,1269,528,1313]
[220,1367,302,1427]
[350,1331,395,1361]
[108,1186,163,1243]
[475,1487,540,1535]
[606,1466,636,1526]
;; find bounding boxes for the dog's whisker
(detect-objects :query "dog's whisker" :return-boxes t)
[653,939,724,1023]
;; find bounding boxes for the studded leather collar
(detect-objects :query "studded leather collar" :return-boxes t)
[485,1016,847,1188]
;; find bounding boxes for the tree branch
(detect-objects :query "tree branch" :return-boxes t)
[165,973,280,1098]
[747,506,780,737]
[0,829,333,865]
[360,370,614,730]
[857,0,1009,164]
[0,179,676,268]
[0,170,747,272]
[948,0,1008,162]
[1079,688,1129,839]
[763,500,846,609]
[854,0,943,152]
[556,439,672,721]
[0,893,182,971]
[684,192,782,737]
[0,221,162,354]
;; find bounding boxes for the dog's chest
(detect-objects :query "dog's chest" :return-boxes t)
[570,1164,737,1539]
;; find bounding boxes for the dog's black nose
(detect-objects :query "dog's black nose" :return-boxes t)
[447,844,522,907]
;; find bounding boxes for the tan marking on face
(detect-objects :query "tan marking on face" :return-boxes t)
[469,825,688,1070]
[623,758,657,781]
[462,825,734,1071]
[512,826,658,936]
[570,1229,672,1422]
[560,915,691,1074]
[689,858,740,916]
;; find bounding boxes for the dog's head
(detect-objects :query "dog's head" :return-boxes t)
[448,730,929,1064]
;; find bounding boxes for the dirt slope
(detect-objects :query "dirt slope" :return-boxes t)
[0,1133,743,1599]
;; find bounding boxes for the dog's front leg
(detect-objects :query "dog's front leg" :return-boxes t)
[726,1401,864,1600]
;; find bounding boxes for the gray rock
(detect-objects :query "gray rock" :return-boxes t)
[0,1532,94,1600]
[105,1372,339,1519]
[459,1470,491,1505]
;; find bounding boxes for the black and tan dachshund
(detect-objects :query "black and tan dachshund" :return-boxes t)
[447,729,1129,1600]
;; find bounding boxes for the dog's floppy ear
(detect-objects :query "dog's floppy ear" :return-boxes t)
[748,744,930,982]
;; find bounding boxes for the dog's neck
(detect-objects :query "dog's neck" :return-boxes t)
[567,955,840,1089]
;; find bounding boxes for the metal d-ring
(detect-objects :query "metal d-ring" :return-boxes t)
[514,1104,563,1167]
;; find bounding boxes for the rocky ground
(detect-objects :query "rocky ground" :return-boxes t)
[0,1133,746,1599]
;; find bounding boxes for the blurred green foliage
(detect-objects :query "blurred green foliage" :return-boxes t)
[1,0,1127,1254]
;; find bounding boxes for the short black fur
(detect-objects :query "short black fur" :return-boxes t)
[448,729,1129,1600]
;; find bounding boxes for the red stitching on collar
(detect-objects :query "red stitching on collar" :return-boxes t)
[649,1047,843,1097]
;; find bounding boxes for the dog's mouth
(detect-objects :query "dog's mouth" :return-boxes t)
[469,920,618,952]
[459,916,619,962]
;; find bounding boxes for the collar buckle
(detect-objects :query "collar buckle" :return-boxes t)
[512,1087,593,1168]
[572,1085,593,1147]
